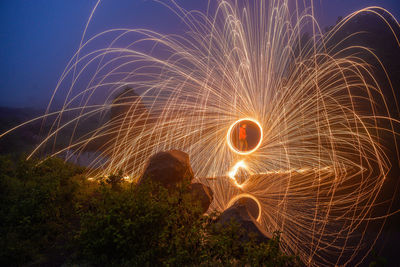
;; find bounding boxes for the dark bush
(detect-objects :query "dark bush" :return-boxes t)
[0,155,86,266]
[0,156,300,266]
[75,180,300,266]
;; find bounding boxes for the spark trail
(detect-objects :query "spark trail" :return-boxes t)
[2,0,400,265]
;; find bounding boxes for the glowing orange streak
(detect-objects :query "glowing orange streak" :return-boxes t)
[228,160,253,188]
[226,118,263,155]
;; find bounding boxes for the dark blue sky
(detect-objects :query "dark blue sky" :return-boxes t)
[1,0,400,108]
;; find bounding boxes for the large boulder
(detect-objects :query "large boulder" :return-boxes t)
[218,202,272,243]
[138,150,194,188]
[189,183,213,213]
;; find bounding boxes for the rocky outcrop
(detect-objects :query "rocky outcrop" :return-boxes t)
[138,150,194,188]
[189,183,213,213]
[218,202,271,243]
[138,150,214,213]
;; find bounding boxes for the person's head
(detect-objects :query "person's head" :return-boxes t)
[242,123,247,128]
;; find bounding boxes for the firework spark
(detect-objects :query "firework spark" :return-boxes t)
[2,0,400,265]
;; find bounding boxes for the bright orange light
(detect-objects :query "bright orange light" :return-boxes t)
[228,160,252,187]
[226,118,263,155]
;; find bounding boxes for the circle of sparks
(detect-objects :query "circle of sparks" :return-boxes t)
[226,193,262,222]
[226,118,263,155]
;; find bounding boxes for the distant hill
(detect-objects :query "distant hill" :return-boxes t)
[0,106,109,156]
[0,107,45,155]
[0,106,44,129]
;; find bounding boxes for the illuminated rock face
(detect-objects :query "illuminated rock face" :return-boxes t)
[139,150,194,188]
[138,150,213,213]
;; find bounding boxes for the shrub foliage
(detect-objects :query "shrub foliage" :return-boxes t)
[0,156,299,266]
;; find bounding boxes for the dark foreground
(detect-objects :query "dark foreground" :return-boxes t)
[0,156,300,266]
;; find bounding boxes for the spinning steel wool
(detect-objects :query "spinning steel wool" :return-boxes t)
[2,1,400,265]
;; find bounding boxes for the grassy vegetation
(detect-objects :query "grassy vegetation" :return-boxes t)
[0,156,300,266]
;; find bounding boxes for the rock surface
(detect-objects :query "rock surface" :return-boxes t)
[138,150,214,214]
[235,197,259,219]
[189,183,213,213]
[138,150,194,188]
[218,202,272,243]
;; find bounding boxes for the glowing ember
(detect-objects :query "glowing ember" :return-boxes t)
[228,160,252,187]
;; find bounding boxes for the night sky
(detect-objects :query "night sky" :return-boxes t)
[1,0,400,108]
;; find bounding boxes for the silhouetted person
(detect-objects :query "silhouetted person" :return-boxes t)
[239,123,248,151]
